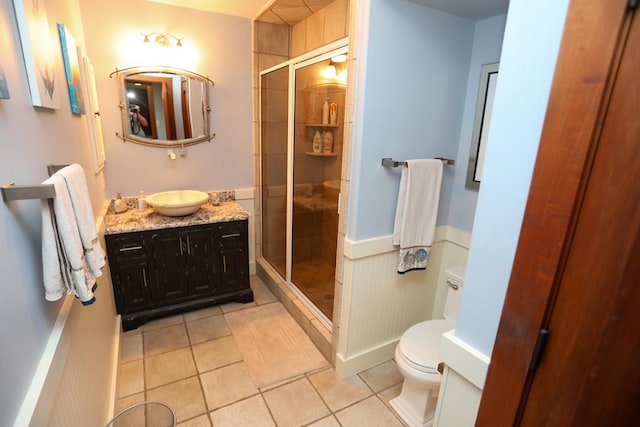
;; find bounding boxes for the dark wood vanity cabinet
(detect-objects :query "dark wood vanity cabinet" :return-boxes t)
[105,220,252,330]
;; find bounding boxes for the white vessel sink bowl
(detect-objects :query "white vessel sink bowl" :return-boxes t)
[146,190,210,216]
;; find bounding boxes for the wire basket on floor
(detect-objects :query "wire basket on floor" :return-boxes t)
[106,401,176,427]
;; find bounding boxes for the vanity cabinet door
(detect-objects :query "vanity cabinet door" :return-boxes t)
[150,231,189,303]
[217,221,250,292]
[183,226,218,295]
[105,234,153,314]
[111,262,153,313]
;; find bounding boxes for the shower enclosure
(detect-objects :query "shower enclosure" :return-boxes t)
[260,46,347,323]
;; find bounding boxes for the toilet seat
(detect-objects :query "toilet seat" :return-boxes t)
[397,319,454,374]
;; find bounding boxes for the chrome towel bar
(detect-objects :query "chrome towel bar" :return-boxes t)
[381,157,455,167]
[1,164,68,202]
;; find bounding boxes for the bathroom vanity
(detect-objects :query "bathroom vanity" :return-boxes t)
[104,200,252,330]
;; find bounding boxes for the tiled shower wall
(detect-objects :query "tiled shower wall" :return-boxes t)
[252,0,351,363]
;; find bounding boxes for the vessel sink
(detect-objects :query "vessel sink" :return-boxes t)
[146,190,210,216]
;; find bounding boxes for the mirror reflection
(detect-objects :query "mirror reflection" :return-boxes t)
[114,66,214,147]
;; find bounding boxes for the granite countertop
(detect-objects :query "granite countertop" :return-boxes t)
[104,201,250,235]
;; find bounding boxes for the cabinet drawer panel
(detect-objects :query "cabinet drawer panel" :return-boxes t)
[109,235,147,261]
[218,222,246,246]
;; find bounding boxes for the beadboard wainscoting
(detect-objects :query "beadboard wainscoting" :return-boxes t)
[14,215,120,426]
[336,226,471,378]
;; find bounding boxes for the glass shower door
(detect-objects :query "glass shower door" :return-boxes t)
[260,66,289,278]
[290,53,347,321]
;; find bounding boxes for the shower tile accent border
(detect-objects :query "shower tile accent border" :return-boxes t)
[256,259,335,364]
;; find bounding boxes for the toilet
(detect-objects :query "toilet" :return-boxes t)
[390,266,465,427]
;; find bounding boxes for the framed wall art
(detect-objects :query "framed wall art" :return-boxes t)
[77,50,106,172]
[0,67,9,99]
[466,62,499,190]
[12,0,58,109]
[57,23,85,114]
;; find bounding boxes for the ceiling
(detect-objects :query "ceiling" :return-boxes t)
[149,0,509,24]
[407,0,509,20]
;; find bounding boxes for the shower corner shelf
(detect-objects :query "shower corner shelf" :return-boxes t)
[305,123,340,128]
[305,152,338,157]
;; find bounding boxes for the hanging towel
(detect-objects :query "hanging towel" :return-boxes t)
[57,164,106,277]
[41,165,104,304]
[392,159,443,274]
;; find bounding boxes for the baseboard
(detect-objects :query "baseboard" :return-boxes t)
[107,315,121,419]
[335,338,399,378]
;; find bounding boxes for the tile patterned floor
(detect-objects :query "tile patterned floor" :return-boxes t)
[115,275,408,426]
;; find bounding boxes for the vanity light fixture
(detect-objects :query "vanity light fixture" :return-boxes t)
[142,32,184,48]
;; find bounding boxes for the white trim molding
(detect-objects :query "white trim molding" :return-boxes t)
[441,330,490,389]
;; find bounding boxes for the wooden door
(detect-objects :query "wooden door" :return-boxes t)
[477,0,640,425]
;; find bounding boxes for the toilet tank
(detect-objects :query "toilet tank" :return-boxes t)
[443,265,466,321]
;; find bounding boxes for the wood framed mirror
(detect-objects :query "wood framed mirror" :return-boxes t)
[111,66,214,148]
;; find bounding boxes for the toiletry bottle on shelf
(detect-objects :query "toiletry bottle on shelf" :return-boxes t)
[114,193,128,214]
[322,98,329,124]
[323,130,334,153]
[138,190,147,211]
[313,130,323,153]
[330,102,338,125]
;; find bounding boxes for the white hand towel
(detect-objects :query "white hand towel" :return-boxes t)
[392,159,443,274]
[41,165,103,305]
[57,164,106,277]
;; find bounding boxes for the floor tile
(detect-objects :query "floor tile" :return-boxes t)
[308,368,372,412]
[209,395,276,427]
[358,360,403,393]
[186,314,231,345]
[307,415,342,427]
[144,323,190,357]
[378,383,403,411]
[200,362,259,410]
[225,303,328,388]
[262,378,330,426]
[143,314,184,332]
[113,391,145,423]
[251,276,278,305]
[120,333,143,364]
[220,300,257,313]
[145,347,197,389]
[192,335,243,373]
[182,305,222,322]
[335,395,404,427]
[117,359,144,398]
[177,414,212,426]
[146,376,206,423]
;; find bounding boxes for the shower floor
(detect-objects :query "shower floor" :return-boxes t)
[269,257,335,321]
[291,258,336,321]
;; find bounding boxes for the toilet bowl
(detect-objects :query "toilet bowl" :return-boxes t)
[390,266,465,427]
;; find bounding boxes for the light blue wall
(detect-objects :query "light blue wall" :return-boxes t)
[455,0,571,356]
[446,14,507,232]
[348,0,474,240]
[0,0,107,424]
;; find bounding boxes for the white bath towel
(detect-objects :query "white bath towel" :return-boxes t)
[56,164,105,277]
[392,159,443,274]
[41,165,104,304]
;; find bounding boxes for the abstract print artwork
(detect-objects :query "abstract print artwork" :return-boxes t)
[13,0,58,109]
[57,23,85,114]
[0,67,9,99]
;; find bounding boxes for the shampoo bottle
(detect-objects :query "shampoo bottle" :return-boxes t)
[322,98,329,124]
[313,130,323,153]
[323,130,334,153]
